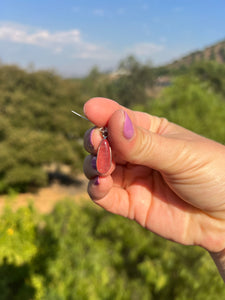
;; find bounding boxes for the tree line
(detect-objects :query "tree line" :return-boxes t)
[0,58,225,192]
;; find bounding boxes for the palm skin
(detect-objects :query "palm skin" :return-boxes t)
[83,98,225,253]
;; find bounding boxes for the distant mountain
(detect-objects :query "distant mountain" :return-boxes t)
[169,39,225,69]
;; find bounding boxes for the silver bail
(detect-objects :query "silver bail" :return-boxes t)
[100,127,108,139]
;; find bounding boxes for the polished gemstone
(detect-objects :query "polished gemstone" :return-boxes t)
[96,139,112,175]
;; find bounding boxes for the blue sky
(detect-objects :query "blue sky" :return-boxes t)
[0,0,225,77]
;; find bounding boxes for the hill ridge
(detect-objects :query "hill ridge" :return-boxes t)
[169,38,225,68]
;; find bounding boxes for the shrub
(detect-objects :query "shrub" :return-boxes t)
[0,200,224,299]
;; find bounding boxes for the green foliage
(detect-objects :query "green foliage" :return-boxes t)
[0,65,88,192]
[0,203,37,264]
[209,48,215,61]
[0,200,224,299]
[92,56,155,108]
[219,46,225,62]
[1,59,224,192]
[191,61,225,97]
[146,71,225,144]
[0,203,38,299]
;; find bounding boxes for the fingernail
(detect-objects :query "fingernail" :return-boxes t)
[91,156,97,170]
[123,111,134,139]
[84,128,94,152]
[94,176,100,185]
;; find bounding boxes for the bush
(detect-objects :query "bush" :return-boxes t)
[0,65,88,192]
[145,75,225,144]
[0,200,224,299]
[0,202,39,299]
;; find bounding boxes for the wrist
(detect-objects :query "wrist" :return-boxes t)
[209,248,225,282]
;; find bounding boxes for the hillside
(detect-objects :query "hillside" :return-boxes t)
[169,39,225,69]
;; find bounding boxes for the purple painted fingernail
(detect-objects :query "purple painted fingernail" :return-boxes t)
[94,176,100,185]
[123,111,134,139]
[84,128,94,152]
[91,156,97,170]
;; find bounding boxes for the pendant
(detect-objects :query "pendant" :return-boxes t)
[72,111,112,175]
[96,136,112,175]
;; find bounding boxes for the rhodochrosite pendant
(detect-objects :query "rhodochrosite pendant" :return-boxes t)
[72,111,112,175]
[96,128,112,175]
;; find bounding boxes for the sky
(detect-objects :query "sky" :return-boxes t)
[0,0,225,77]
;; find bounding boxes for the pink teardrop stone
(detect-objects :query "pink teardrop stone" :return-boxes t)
[96,139,112,175]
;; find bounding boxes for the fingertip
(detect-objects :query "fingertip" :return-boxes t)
[83,128,95,153]
[83,127,103,154]
[88,175,113,201]
[84,97,111,115]
[83,98,98,115]
[83,155,98,179]
[83,98,122,126]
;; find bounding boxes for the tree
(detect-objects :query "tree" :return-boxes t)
[103,56,155,107]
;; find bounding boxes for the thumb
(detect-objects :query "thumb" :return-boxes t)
[108,109,186,174]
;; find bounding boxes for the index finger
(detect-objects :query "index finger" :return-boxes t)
[84,97,196,136]
[84,97,154,129]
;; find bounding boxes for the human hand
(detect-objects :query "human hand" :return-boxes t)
[83,97,225,254]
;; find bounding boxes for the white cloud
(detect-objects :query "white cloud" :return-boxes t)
[71,42,115,60]
[128,42,164,57]
[0,23,167,76]
[0,23,115,61]
[0,24,80,47]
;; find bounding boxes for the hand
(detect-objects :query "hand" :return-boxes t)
[83,97,225,254]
